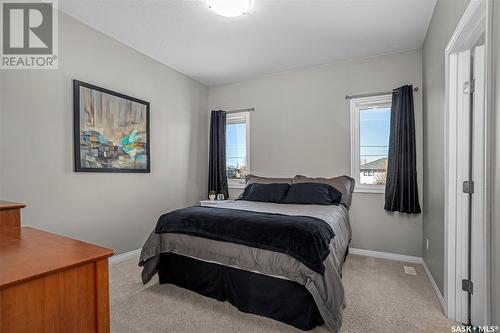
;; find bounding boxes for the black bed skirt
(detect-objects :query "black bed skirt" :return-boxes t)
[158,252,324,331]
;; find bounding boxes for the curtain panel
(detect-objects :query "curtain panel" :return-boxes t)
[384,85,421,214]
[208,110,229,199]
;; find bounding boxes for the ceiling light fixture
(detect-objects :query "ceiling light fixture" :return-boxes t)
[208,0,253,18]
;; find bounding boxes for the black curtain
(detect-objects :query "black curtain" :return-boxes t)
[384,85,421,214]
[208,111,229,199]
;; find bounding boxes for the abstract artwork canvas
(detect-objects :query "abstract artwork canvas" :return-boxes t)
[73,80,150,172]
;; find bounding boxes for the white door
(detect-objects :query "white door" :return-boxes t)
[471,44,487,326]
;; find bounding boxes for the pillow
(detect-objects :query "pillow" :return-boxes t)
[239,174,294,200]
[241,183,290,203]
[245,174,293,185]
[284,183,342,205]
[293,175,355,208]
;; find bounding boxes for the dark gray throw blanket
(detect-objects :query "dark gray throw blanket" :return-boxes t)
[155,206,335,274]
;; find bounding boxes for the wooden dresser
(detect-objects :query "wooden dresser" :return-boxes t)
[0,201,115,333]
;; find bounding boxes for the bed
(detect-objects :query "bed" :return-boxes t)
[139,175,354,332]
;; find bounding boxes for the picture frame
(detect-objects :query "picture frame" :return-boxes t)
[73,80,151,173]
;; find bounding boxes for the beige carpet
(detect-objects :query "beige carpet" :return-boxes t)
[109,254,456,333]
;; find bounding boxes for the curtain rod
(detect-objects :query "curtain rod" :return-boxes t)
[345,86,419,100]
[225,107,255,113]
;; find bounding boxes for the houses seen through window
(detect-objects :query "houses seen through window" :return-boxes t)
[359,106,391,185]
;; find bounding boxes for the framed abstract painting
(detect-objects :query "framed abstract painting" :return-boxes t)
[73,80,151,173]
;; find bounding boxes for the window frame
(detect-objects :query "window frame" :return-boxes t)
[226,111,250,189]
[350,94,392,194]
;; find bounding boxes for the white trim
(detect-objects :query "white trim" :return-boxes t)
[445,0,486,54]
[109,248,141,264]
[353,184,386,194]
[226,111,250,189]
[349,247,422,264]
[423,260,446,310]
[114,247,424,266]
[471,44,489,325]
[349,94,392,194]
[483,0,493,324]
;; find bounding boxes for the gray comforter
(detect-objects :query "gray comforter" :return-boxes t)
[139,200,351,333]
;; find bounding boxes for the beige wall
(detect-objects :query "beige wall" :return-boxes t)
[209,50,424,257]
[0,13,209,254]
[492,0,500,326]
[421,0,469,294]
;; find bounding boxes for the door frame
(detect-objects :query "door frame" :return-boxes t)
[444,0,493,325]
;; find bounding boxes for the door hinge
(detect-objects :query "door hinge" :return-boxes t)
[463,181,474,194]
[464,79,476,94]
[462,279,474,294]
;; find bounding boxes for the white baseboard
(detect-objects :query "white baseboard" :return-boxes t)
[349,247,423,264]
[111,247,425,265]
[422,260,445,310]
[109,248,141,264]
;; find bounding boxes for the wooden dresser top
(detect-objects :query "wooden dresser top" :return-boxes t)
[0,227,114,289]
[0,200,26,210]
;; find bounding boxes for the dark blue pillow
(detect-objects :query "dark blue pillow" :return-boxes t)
[241,183,290,203]
[283,183,342,205]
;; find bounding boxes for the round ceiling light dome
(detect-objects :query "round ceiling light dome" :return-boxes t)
[208,0,253,18]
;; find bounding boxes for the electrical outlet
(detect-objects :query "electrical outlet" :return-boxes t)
[426,238,429,251]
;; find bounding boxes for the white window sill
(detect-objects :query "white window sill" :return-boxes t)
[353,184,386,194]
[228,182,246,189]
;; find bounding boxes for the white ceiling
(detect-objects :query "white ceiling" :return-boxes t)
[59,0,437,86]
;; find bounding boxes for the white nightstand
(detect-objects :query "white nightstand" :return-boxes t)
[199,200,235,207]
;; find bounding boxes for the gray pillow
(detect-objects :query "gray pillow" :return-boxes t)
[245,174,293,185]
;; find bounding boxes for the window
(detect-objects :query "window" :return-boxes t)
[226,112,250,188]
[350,94,391,193]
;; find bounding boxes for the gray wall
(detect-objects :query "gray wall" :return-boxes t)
[209,50,424,257]
[421,0,469,294]
[0,13,209,254]
[492,0,500,325]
